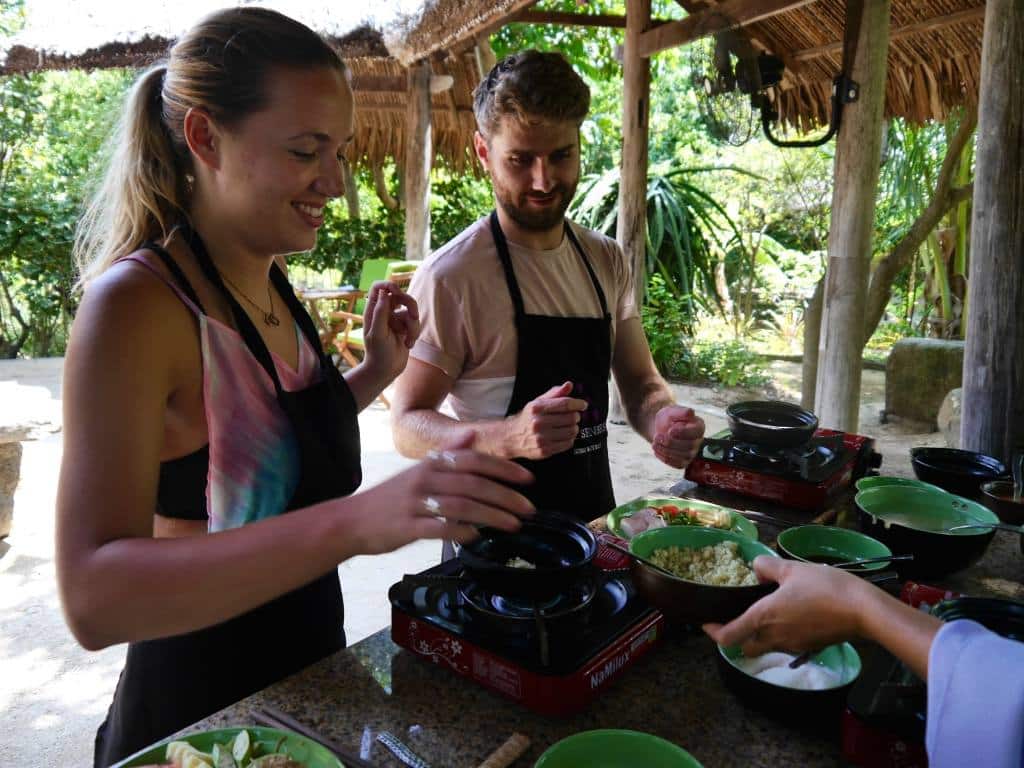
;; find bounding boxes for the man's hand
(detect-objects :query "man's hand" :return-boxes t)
[652,405,705,468]
[505,381,587,460]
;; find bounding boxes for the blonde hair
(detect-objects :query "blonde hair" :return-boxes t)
[472,50,591,140]
[74,7,345,285]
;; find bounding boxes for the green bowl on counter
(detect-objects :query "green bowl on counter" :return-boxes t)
[535,729,703,767]
[118,726,343,768]
[855,476,948,494]
[776,525,893,573]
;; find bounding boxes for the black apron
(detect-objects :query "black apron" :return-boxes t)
[492,211,616,522]
[95,229,362,767]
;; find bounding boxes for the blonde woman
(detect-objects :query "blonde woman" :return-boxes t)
[59,9,534,765]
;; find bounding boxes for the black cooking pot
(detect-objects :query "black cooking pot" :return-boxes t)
[910,447,1008,498]
[727,400,818,449]
[931,597,1024,641]
[457,511,597,600]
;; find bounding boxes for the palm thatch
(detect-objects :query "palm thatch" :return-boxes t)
[0,4,481,173]
[388,0,983,130]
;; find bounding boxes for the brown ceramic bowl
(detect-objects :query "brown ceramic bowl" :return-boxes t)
[629,526,778,625]
[980,481,1024,526]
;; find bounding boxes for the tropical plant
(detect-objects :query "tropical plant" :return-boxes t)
[570,164,749,326]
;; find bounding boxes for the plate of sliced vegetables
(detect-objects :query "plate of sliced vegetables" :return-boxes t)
[607,497,758,541]
[119,726,343,768]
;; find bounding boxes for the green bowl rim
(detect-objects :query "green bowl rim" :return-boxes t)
[534,728,702,768]
[775,524,893,571]
[630,525,779,588]
[855,485,999,537]
[855,476,948,494]
[717,642,862,690]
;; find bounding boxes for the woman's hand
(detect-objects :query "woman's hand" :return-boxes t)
[702,556,873,657]
[360,280,421,384]
[343,431,536,555]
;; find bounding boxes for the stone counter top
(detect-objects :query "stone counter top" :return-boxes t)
[163,625,843,768]
[122,482,1024,768]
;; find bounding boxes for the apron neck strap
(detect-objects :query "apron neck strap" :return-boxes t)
[489,210,609,320]
[181,225,326,399]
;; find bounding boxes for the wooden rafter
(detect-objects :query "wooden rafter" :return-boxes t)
[791,5,986,62]
[640,0,820,58]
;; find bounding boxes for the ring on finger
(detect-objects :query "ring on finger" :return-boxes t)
[426,449,458,469]
[422,496,442,516]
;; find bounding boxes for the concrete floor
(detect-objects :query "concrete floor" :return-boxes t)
[0,357,942,767]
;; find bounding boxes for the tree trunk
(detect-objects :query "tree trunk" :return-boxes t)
[404,61,432,261]
[342,159,359,219]
[801,276,824,411]
[814,0,890,432]
[960,0,1024,464]
[862,109,976,344]
[372,164,400,211]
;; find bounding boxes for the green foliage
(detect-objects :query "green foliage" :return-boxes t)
[640,273,768,388]
[641,273,692,372]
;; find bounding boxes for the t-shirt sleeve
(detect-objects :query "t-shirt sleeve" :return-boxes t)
[407,265,466,379]
[926,618,1024,768]
[609,238,639,323]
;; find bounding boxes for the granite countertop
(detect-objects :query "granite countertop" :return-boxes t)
[130,483,1023,768]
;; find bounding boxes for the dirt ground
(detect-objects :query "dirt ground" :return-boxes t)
[0,357,946,767]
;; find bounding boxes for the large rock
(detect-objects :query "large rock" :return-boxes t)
[0,442,22,539]
[937,387,962,448]
[884,338,965,429]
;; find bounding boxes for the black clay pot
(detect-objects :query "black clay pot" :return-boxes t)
[910,447,1008,498]
[726,400,818,449]
[457,511,597,600]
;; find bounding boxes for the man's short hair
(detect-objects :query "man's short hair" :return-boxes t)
[473,50,591,139]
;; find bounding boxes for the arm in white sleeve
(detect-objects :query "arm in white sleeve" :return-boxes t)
[926,619,1024,768]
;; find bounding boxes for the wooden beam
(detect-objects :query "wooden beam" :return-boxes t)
[355,102,473,114]
[813,0,891,431]
[508,10,627,28]
[791,5,986,62]
[404,61,433,261]
[619,0,652,309]
[639,0,819,58]
[350,75,407,92]
[961,0,1024,463]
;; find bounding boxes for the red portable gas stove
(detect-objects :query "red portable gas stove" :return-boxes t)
[685,428,882,511]
[389,553,663,717]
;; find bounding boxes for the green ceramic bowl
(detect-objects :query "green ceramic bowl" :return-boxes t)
[535,729,702,768]
[630,526,779,625]
[855,486,999,577]
[117,726,343,768]
[855,476,948,494]
[606,497,758,541]
[716,643,861,732]
[776,525,893,573]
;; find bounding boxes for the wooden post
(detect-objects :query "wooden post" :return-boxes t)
[611,0,652,424]
[960,0,1024,463]
[813,0,890,431]
[404,60,432,261]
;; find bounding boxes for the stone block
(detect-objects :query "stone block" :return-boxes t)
[937,388,962,448]
[884,338,965,429]
[0,442,22,539]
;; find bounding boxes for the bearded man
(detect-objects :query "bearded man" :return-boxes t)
[390,50,705,523]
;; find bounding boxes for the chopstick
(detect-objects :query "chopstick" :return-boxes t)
[254,706,380,768]
[475,733,531,768]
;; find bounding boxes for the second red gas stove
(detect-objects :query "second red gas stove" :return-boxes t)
[684,428,882,511]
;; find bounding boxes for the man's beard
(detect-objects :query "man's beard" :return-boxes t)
[493,179,577,233]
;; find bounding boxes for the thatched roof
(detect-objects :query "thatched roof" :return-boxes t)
[0,1,482,172]
[746,0,984,130]
[392,0,983,130]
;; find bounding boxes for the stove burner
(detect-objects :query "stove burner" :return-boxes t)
[461,577,597,621]
[703,432,847,482]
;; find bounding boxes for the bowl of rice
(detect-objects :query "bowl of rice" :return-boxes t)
[628,526,779,625]
[715,643,862,732]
